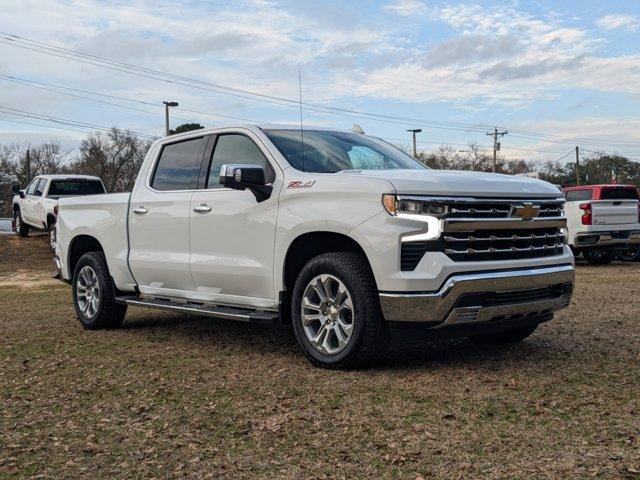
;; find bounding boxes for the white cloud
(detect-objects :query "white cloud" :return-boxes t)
[382,0,430,16]
[596,14,640,32]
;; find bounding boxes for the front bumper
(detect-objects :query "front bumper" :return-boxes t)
[379,264,574,325]
[574,230,640,247]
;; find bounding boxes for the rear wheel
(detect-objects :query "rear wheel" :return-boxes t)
[14,210,29,237]
[471,324,538,345]
[72,252,126,330]
[49,222,56,251]
[583,247,615,265]
[291,252,388,369]
[617,244,640,262]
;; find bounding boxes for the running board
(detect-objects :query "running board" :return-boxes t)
[115,296,279,325]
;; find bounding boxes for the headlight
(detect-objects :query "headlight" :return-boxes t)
[382,194,447,217]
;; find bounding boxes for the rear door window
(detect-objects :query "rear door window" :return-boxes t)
[599,187,639,200]
[565,189,592,202]
[151,137,207,191]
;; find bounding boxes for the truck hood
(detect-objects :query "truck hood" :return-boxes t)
[340,169,562,198]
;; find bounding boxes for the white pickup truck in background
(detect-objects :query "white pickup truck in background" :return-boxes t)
[563,184,640,264]
[12,174,106,250]
[54,125,575,368]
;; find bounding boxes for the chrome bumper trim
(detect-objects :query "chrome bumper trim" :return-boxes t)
[575,231,640,246]
[379,265,574,324]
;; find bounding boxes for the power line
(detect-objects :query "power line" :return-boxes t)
[5,32,640,149]
[0,106,158,139]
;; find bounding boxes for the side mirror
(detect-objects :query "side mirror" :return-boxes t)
[19,190,25,199]
[219,164,272,202]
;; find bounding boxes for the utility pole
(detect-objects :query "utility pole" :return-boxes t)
[406,128,422,158]
[486,127,508,173]
[163,101,179,136]
[26,149,31,183]
[575,146,580,186]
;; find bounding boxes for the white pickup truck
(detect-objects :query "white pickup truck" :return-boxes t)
[54,125,575,368]
[12,174,105,250]
[563,184,640,264]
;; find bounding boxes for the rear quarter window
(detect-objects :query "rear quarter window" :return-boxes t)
[564,189,592,202]
[599,187,639,200]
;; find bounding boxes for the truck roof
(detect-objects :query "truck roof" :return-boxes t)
[32,174,103,181]
[562,184,637,191]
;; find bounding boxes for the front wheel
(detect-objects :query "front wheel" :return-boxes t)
[617,244,640,262]
[583,247,615,265]
[72,252,126,330]
[14,210,29,237]
[291,252,388,369]
[471,324,538,345]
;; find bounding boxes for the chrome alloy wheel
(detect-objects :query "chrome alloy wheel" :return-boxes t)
[76,266,101,318]
[49,226,56,250]
[14,214,21,233]
[301,274,354,355]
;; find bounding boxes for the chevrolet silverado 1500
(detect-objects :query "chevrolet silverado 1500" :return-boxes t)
[12,174,105,250]
[54,125,575,368]
[563,184,640,264]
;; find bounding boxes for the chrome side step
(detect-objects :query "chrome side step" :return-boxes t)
[115,296,279,325]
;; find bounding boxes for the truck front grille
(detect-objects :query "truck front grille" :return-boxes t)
[399,197,566,270]
[447,202,563,219]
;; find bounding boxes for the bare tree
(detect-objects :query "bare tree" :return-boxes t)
[71,128,153,192]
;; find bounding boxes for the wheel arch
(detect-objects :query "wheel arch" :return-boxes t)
[68,235,105,276]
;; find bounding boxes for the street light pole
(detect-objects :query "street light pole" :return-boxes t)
[406,128,422,158]
[163,101,179,136]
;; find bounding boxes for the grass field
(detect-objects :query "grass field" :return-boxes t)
[1,233,639,479]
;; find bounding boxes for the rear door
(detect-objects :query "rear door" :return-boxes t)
[128,136,208,297]
[188,131,280,309]
[592,187,639,225]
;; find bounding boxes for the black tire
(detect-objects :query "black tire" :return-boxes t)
[471,324,538,345]
[617,244,640,262]
[291,252,388,369]
[14,209,29,237]
[48,222,56,252]
[583,247,616,265]
[72,252,126,330]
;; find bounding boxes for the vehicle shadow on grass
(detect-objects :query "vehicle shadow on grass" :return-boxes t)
[119,311,564,372]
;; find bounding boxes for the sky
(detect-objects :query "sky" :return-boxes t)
[1,0,640,166]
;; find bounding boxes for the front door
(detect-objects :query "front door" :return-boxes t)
[189,132,280,309]
[22,178,46,226]
[128,135,208,297]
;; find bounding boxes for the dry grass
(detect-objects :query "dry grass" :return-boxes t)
[0,234,639,479]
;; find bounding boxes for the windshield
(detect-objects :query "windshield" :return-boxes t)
[263,129,428,173]
[47,179,105,198]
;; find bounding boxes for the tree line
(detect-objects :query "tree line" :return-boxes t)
[1,125,638,217]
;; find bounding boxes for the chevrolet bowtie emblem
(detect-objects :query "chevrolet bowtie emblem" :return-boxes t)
[511,202,540,221]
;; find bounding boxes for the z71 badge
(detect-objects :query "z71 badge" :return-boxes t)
[287,180,316,189]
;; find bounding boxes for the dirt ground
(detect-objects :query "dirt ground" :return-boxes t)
[0,233,638,479]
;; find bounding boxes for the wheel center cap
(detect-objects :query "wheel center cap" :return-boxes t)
[328,306,338,320]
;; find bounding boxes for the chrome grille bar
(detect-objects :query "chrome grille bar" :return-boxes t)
[445,243,565,256]
[444,232,565,242]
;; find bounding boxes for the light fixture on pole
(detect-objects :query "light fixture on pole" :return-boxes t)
[406,128,422,158]
[163,101,179,136]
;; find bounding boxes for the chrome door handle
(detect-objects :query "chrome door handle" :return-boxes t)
[133,206,148,215]
[193,204,212,214]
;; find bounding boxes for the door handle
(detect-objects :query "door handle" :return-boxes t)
[133,206,148,215]
[193,204,212,214]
